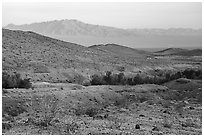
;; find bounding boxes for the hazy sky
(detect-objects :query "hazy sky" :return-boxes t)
[2,2,202,29]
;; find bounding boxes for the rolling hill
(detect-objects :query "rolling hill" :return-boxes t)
[154,48,188,55]
[155,48,202,56]
[2,29,156,82]
[174,49,202,56]
[89,44,151,58]
[4,19,202,48]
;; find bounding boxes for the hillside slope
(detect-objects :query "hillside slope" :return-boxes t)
[3,29,114,82]
[2,29,156,82]
[2,29,201,83]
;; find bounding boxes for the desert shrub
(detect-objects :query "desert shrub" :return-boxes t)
[165,73,171,81]
[118,73,125,84]
[2,121,13,132]
[181,119,197,128]
[90,72,126,85]
[82,80,91,86]
[90,74,105,85]
[2,71,32,89]
[75,105,100,117]
[110,73,120,85]
[71,73,86,85]
[63,121,79,134]
[133,74,142,84]
[18,78,32,89]
[109,116,123,130]
[162,117,172,128]
[159,90,183,101]
[182,68,202,79]
[173,102,185,115]
[70,85,83,90]
[62,72,86,84]
[117,66,125,72]
[84,107,99,117]
[113,97,131,108]
[136,94,151,103]
[27,94,59,127]
[158,100,172,108]
[48,119,80,135]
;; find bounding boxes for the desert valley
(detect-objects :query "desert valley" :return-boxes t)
[2,19,202,135]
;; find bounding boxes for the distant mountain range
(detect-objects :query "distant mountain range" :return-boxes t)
[4,19,202,48]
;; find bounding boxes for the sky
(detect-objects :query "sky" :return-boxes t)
[2,2,202,29]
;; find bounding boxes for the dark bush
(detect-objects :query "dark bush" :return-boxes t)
[118,73,125,84]
[133,74,140,84]
[90,74,104,85]
[182,68,201,79]
[103,71,112,84]
[2,71,32,89]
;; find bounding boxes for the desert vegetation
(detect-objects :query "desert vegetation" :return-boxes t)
[2,71,32,89]
[90,68,201,86]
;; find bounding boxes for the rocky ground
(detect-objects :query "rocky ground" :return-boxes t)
[2,78,202,135]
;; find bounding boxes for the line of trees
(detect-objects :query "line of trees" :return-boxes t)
[90,68,201,86]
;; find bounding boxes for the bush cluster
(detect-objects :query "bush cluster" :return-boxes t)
[90,68,201,86]
[2,71,32,89]
[90,71,161,85]
[182,68,202,79]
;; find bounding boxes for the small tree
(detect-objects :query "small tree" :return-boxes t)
[103,71,112,84]
[118,73,125,85]
[133,74,142,84]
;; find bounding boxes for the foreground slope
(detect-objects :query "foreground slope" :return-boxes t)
[2,82,202,135]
